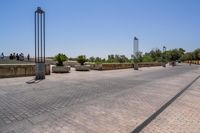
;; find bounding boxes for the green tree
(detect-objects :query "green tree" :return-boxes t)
[116,55,129,63]
[142,55,154,62]
[89,56,95,62]
[180,52,193,61]
[178,48,185,56]
[166,49,181,61]
[101,58,106,63]
[77,55,87,65]
[193,48,200,60]
[107,55,115,63]
[149,48,162,61]
[54,53,68,66]
[95,57,102,63]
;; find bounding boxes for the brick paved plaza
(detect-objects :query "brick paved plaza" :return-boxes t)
[141,75,200,133]
[0,64,199,133]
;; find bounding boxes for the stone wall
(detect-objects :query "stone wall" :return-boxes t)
[138,62,162,67]
[89,63,161,70]
[184,60,200,65]
[0,64,50,78]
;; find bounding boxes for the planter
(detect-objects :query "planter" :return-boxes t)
[170,61,176,66]
[52,66,70,73]
[162,63,166,67]
[134,63,139,70]
[75,65,90,71]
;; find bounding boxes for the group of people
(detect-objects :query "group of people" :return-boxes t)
[1,52,30,61]
[9,53,25,61]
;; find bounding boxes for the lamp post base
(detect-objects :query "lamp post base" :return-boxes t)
[134,63,139,70]
[35,63,45,80]
[162,63,166,67]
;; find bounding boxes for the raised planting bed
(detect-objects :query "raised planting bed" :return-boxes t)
[52,66,70,73]
[75,65,90,71]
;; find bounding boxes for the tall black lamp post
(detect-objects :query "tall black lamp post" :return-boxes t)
[162,46,166,67]
[35,7,46,80]
[163,46,166,52]
[133,37,139,70]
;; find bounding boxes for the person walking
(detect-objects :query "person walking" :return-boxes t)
[16,53,19,60]
[1,52,4,59]
[27,54,30,61]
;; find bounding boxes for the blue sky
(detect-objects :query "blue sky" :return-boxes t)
[0,0,200,58]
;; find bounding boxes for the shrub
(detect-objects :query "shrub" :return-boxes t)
[54,53,68,66]
[77,55,87,65]
[142,55,154,62]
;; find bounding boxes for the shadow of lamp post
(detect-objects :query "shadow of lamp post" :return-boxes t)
[35,7,46,80]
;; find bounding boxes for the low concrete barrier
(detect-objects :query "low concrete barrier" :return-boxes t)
[138,63,162,67]
[89,63,161,70]
[184,60,200,65]
[193,60,200,64]
[0,64,50,78]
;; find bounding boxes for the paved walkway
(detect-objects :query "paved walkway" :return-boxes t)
[141,75,200,133]
[0,64,199,133]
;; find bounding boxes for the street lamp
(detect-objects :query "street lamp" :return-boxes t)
[162,46,166,67]
[163,46,166,52]
[35,7,46,80]
[133,37,139,70]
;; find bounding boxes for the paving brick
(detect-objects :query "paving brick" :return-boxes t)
[0,64,199,132]
[142,76,200,133]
